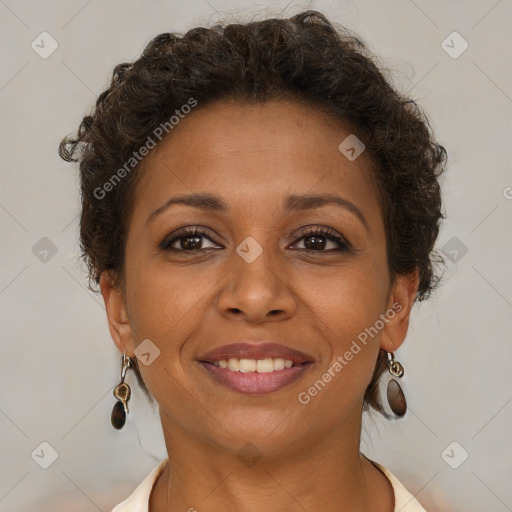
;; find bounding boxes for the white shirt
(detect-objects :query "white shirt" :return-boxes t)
[111,458,427,512]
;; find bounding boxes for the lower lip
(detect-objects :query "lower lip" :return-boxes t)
[199,362,313,395]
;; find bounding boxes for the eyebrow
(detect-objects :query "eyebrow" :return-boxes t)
[146,192,368,229]
[146,193,229,226]
[284,194,368,229]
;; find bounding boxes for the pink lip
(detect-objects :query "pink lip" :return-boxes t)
[199,361,313,395]
[198,342,314,365]
[197,342,314,395]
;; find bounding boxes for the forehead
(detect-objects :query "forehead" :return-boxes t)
[133,98,380,221]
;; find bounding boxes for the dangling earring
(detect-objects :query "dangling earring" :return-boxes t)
[377,351,407,419]
[111,353,132,430]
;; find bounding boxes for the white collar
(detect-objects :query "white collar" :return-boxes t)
[111,458,428,512]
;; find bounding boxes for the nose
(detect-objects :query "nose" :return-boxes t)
[216,245,297,323]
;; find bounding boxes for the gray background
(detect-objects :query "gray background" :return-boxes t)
[1,0,511,511]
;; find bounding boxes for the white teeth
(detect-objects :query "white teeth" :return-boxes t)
[256,358,274,373]
[273,358,285,371]
[212,357,295,372]
[239,359,256,373]
[227,358,239,371]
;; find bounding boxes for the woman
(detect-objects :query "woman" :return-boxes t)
[59,9,446,512]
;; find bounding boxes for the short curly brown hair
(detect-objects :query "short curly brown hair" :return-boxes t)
[59,9,446,418]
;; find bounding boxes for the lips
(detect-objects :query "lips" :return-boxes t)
[198,342,314,365]
[197,342,314,395]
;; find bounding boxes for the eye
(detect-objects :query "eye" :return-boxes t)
[159,226,350,253]
[159,227,223,252]
[290,226,350,252]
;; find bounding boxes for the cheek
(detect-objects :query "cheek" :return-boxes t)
[296,257,389,344]
[124,256,221,342]
[295,258,389,412]
[295,264,388,414]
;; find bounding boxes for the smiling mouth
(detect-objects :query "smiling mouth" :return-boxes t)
[197,342,314,394]
[207,357,295,372]
[198,357,314,395]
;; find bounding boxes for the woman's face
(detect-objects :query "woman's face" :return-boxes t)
[102,98,417,454]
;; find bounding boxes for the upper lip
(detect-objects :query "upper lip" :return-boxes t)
[198,342,314,365]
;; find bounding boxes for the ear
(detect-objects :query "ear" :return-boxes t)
[380,269,420,352]
[99,270,135,357]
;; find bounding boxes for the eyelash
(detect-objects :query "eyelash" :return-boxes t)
[159,226,351,253]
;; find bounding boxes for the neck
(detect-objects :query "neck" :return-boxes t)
[149,405,394,512]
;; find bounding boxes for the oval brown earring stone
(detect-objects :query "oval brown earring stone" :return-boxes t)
[111,400,126,429]
[387,379,407,417]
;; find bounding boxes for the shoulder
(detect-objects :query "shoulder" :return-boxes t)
[111,459,168,512]
[371,460,429,512]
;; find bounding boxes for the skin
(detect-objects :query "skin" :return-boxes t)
[101,98,419,512]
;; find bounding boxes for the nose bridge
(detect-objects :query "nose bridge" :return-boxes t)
[236,240,278,289]
[217,234,296,321]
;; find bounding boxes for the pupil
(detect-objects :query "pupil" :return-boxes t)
[305,235,326,250]
[182,236,202,250]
